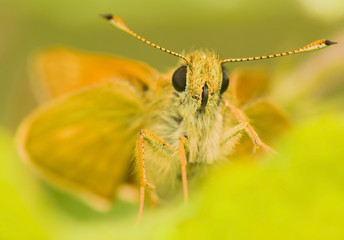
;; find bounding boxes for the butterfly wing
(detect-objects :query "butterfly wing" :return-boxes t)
[18,47,161,208]
[29,47,159,101]
[228,68,270,107]
[226,69,290,154]
[17,83,145,210]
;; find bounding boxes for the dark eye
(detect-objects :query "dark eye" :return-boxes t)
[172,65,187,92]
[220,70,229,94]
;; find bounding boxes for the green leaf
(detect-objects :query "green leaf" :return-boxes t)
[0,129,48,240]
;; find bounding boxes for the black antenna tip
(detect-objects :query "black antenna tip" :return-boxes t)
[100,14,113,20]
[325,40,338,46]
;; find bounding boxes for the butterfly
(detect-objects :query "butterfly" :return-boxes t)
[16,14,336,221]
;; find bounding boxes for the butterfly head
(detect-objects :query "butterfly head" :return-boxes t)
[172,51,229,112]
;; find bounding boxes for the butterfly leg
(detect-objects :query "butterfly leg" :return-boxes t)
[224,101,275,154]
[178,135,189,204]
[136,129,175,223]
[220,122,248,146]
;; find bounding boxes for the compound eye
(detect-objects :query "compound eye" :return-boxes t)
[172,65,187,92]
[220,70,229,94]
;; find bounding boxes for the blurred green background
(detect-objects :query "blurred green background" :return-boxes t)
[0,0,344,239]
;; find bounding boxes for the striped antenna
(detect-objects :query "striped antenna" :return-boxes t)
[221,39,337,64]
[101,14,188,63]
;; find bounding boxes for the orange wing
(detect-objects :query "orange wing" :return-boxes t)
[29,47,159,101]
[226,68,291,155]
[228,68,270,107]
[17,85,144,209]
[18,47,161,208]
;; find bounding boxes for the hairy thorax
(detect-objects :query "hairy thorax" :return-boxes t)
[147,85,225,165]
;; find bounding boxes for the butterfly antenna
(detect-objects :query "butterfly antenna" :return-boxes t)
[101,14,188,63]
[221,39,337,64]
